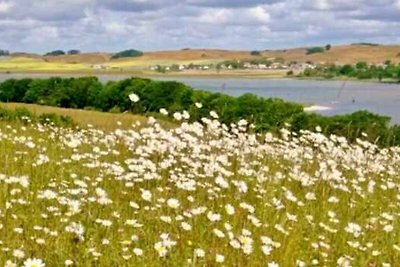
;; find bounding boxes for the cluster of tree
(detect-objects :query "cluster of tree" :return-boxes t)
[111,49,144,59]
[154,63,213,73]
[1,77,400,146]
[44,50,81,56]
[0,49,10,56]
[246,58,277,66]
[217,60,244,69]
[305,45,332,55]
[298,61,400,81]
[351,43,380,46]
[44,50,66,56]
[68,50,81,55]
[290,111,398,146]
[250,51,261,56]
[216,57,286,70]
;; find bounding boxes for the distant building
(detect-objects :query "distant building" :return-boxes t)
[91,64,110,70]
[258,64,268,69]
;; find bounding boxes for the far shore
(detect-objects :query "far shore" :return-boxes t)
[0,69,399,84]
[0,69,288,79]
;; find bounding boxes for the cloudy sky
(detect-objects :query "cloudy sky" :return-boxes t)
[0,0,400,53]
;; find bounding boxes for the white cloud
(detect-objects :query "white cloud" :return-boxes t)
[248,6,270,23]
[313,0,329,10]
[0,0,399,52]
[395,0,400,9]
[0,1,13,13]
[197,9,232,24]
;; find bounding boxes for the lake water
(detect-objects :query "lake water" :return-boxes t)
[0,73,399,123]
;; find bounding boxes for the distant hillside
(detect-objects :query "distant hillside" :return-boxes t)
[23,44,400,65]
[1,44,399,74]
[258,44,400,65]
[43,52,112,64]
[11,52,41,59]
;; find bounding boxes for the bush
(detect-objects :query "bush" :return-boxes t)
[0,107,75,127]
[250,51,261,56]
[306,47,325,55]
[38,113,76,127]
[2,76,400,147]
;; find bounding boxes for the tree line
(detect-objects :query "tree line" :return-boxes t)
[299,61,400,81]
[43,49,143,59]
[0,76,400,146]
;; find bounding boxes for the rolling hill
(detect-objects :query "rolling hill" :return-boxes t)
[0,44,399,75]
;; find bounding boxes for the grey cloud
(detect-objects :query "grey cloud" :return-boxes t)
[0,0,399,53]
[98,0,177,12]
[2,1,92,21]
[186,0,280,8]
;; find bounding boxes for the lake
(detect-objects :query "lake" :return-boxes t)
[1,73,399,123]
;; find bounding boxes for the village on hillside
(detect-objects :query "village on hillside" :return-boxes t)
[146,60,317,73]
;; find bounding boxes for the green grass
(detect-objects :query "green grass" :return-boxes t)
[0,105,400,266]
[0,103,154,131]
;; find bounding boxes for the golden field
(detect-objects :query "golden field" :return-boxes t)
[0,44,399,77]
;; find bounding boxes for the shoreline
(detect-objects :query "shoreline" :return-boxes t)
[0,70,399,84]
[295,76,400,84]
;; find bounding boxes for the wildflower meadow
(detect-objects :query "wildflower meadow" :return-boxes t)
[1,95,400,266]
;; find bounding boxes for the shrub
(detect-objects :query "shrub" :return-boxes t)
[0,107,76,127]
[306,47,325,55]
[38,113,76,127]
[1,76,400,146]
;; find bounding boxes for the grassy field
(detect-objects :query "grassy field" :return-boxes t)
[0,57,89,72]
[1,102,400,266]
[0,103,165,131]
[1,44,399,77]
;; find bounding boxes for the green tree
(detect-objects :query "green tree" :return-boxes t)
[306,47,325,55]
[44,50,66,56]
[397,68,400,82]
[356,61,368,70]
[68,50,81,55]
[325,44,332,51]
[112,49,143,59]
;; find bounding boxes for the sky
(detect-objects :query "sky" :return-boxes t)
[0,0,400,53]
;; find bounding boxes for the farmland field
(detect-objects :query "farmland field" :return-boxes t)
[1,102,400,266]
[1,44,400,77]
